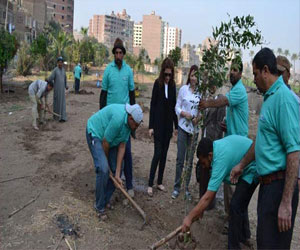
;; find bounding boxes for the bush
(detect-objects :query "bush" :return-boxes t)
[16,42,34,76]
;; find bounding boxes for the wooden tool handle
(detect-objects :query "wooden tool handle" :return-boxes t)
[150,226,182,250]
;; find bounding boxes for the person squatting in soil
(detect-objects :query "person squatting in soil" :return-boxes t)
[182,135,258,249]
[171,65,201,201]
[147,57,178,197]
[99,38,136,198]
[230,48,300,249]
[86,103,143,220]
[28,79,53,130]
[199,58,248,218]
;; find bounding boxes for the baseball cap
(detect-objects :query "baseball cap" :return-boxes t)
[125,104,143,124]
[277,56,290,72]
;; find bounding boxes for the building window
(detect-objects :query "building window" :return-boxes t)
[62,15,64,19]
[62,6,64,10]
[53,4,56,8]
[53,14,56,17]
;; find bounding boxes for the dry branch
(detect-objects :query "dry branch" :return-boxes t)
[0,175,31,184]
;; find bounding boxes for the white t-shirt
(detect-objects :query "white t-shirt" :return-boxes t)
[164,83,168,99]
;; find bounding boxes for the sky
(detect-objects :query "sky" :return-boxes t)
[74,0,300,72]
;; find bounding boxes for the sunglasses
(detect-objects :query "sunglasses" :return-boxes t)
[164,73,172,77]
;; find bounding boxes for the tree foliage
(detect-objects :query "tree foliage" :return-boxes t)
[17,42,35,76]
[0,29,18,93]
[168,47,182,67]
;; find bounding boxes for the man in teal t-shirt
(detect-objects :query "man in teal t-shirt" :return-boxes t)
[230,48,300,249]
[86,103,143,220]
[181,135,258,249]
[73,63,82,94]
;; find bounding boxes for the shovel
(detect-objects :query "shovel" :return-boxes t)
[150,226,182,250]
[109,170,147,229]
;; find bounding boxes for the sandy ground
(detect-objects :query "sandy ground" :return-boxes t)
[0,77,299,250]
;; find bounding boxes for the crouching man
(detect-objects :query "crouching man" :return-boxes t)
[86,103,143,220]
[28,79,53,130]
[181,135,258,249]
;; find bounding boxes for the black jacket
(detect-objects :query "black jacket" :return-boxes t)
[149,79,178,140]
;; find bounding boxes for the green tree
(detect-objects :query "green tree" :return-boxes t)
[80,27,89,37]
[17,42,35,76]
[50,31,73,59]
[168,47,182,67]
[277,48,282,55]
[0,29,18,93]
[93,42,109,67]
[291,53,298,77]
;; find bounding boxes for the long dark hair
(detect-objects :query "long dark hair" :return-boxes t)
[158,57,175,88]
[186,65,199,85]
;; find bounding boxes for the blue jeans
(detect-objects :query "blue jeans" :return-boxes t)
[86,129,117,211]
[174,127,198,192]
[124,137,133,190]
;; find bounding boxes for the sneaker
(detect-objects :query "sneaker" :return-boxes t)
[171,190,179,199]
[128,189,134,198]
[185,191,192,201]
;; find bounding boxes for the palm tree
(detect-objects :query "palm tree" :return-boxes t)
[277,48,282,55]
[284,49,290,58]
[80,27,89,37]
[50,31,73,59]
[291,53,298,77]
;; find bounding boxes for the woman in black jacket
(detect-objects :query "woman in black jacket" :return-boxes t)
[147,58,178,196]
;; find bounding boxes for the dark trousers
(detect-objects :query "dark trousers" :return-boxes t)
[257,179,299,250]
[124,137,133,190]
[148,135,171,187]
[75,78,80,93]
[228,179,258,249]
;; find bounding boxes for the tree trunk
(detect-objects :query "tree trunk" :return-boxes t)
[0,69,3,94]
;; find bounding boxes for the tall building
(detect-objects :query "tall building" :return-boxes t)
[133,22,142,47]
[0,0,14,30]
[89,9,134,53]
[142,11,164,62]
[163,23,181,57]
[46,0,74,33]
[181,43,200,67]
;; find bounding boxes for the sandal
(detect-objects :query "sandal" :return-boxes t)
[157,184,166,192]
[147,187,153,197]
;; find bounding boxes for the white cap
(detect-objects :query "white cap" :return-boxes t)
[125,104,143,123]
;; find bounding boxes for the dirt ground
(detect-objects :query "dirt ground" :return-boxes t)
[0,77,299,250]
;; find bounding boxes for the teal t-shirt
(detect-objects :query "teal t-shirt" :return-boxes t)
[102,61,135,105]
[255,77,300,176]
[207,135,257,192]
[74,65,81,80]
[225,79,248,137]
[86,104,131,147]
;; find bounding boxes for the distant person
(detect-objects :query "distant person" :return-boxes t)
[277,55,300,196]
[28,79,53,130]
[182,136,258,249]
[86,103,143,220]
[147,58,178,197]
[199,58,248,217]
[231,48,300,249]
[47,57,68,122]
[73,63,82,94]
[196,85,225,209]
[171,65,201,201]
[99,38,136,198]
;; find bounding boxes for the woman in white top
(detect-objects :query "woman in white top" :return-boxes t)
[171,65,201,200]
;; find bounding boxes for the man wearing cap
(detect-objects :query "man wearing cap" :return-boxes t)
[73,63,82,94]
[47,57,68,122]
[86,103,143,220]
[99,38,136,197]
[230,48,300,249]
[277,55,300,195]
[28,79,53,130]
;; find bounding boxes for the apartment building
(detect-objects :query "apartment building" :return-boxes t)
[163,23,181,57]
[46,0,74,33]
[133,22,142,47]
[0,0,14,30]
[89,9,134,53]
[142,11,164,62]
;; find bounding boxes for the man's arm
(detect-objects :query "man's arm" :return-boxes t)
[102,138,110,158]
[129,90,135,105]
[199,96,229,110]
[278,151,299,232]
[115,142,126,185]
[99,90,107,110]
[182,191,216,232]
[230,140,256,184]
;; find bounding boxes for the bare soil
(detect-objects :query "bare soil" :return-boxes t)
[0,78,299,250]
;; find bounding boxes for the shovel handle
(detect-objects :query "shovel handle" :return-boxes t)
[150,226,182,250]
